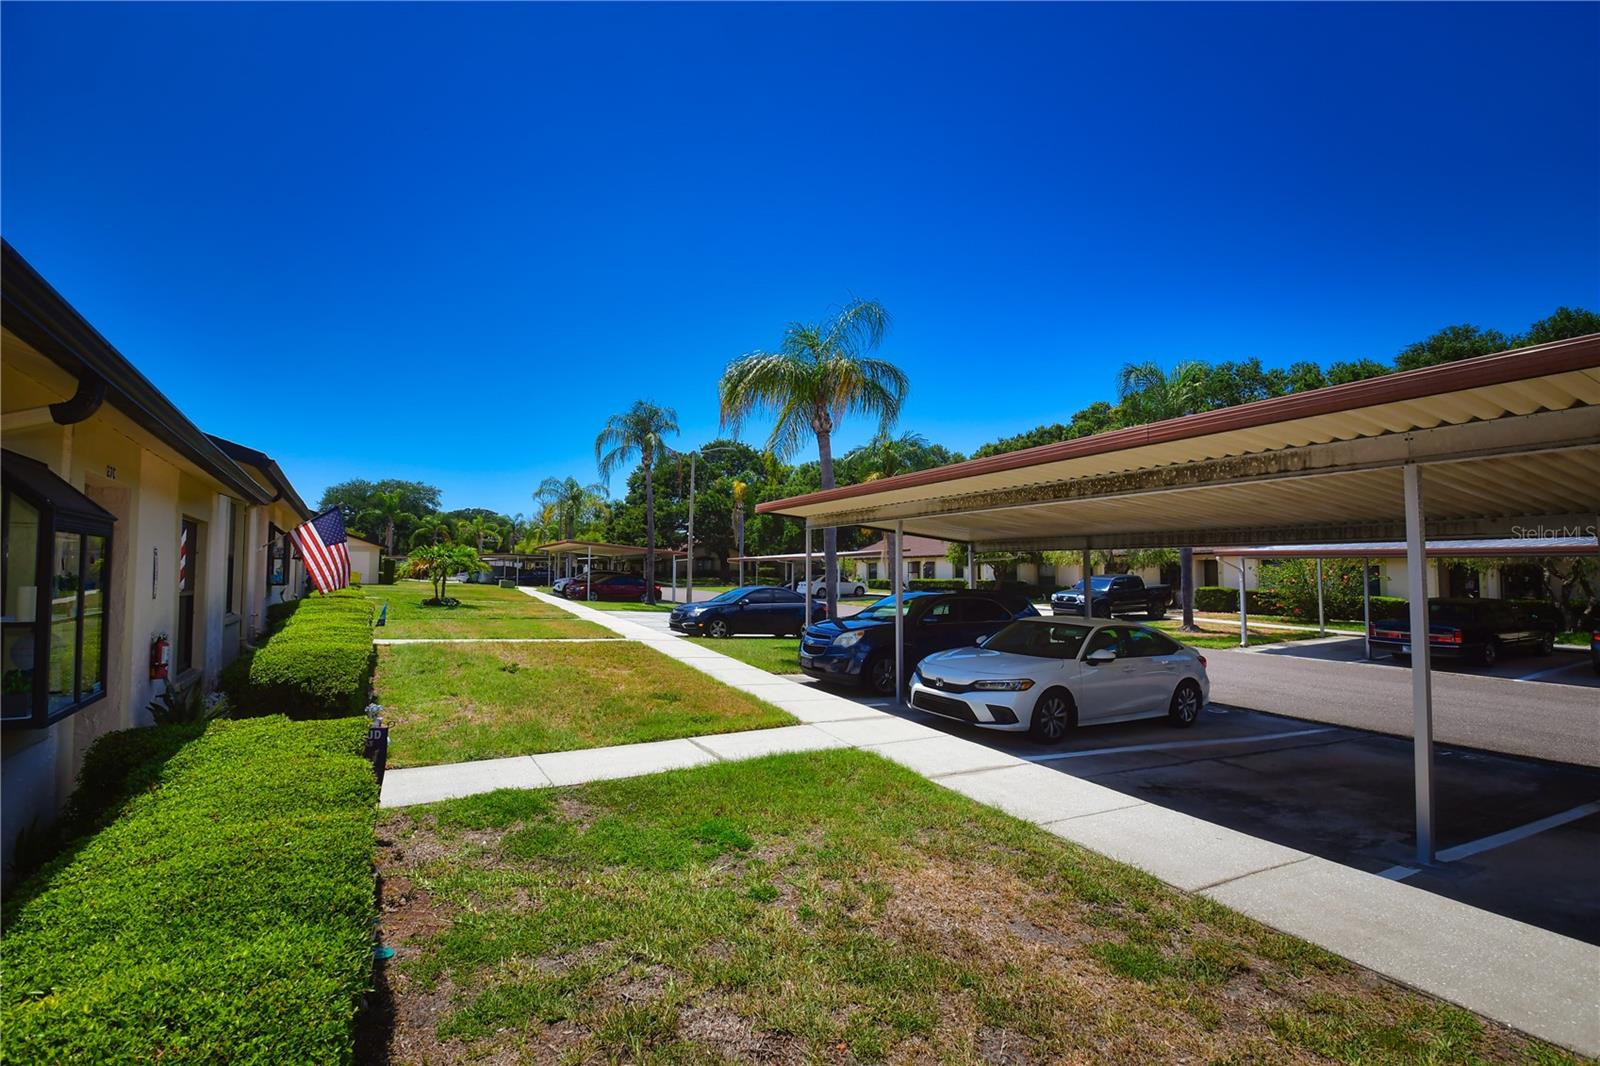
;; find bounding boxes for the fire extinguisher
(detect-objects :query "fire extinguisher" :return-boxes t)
[150,634,171,681]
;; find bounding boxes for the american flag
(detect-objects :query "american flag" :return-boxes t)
[291,508,352,593]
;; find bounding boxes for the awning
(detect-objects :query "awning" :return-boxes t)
[528,540,685,559]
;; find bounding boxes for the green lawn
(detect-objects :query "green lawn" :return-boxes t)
[363,580,609,639]
[687,636,802,675]
[581,600,674,612]
[1149,620,1328,650]
[1193,610,1365,633]
[375,641,795,767]
[373,750,1567,1064]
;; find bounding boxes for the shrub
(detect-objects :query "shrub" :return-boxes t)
[1369,595,1409,621]
[2,716,377,1065]
[233,591,375,719]
[1193,586,1277,613]
[378,556,397,585]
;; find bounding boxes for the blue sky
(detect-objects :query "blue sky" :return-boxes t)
[4,2,1596,515]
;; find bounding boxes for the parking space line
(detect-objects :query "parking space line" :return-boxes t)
[1510,660,1587,684]
[1379,800,1600,882]
[1023,727,1336,764]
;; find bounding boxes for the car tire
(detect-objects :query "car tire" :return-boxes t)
[1537,631,1555,656]
[1168,680,1202,728]
[1391,652,1410,662]
[1028,688,1076,743]
[706,619,731,639]
[865,654,898,696]
[1147,605,1167,620]
[1479,641,1498,667]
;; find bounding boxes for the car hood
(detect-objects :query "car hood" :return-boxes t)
[916,645,1059,680]
[803,615,883,640]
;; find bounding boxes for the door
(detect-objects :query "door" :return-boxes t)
[739,588,781,634]
[1075,626,1138,720]
[1118,626,1182,711]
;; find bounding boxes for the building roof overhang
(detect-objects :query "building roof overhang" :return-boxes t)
[758,335,1600,551]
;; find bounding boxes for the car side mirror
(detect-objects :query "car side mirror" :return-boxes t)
[974,634,988,647]
[737,597,751,607]
[1085,648,1117,666]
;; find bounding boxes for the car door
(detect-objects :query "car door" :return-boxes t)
[768,588,805,634]
[1075,626,1138,721]
[741,588,782,634]
[1119,626,1182,710]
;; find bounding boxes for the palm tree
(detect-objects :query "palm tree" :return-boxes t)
[409,514,454,548]
[845,431,931,584]
[731,479,748,586]
[455,514,503,553]
[719,298,907,620]
[1117,359,1211,631]
[356,489,418,556]
[595,402,679,604]
[533,477,608,580]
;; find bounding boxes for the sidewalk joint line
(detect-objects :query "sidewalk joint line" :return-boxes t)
[1192,856,1313,893]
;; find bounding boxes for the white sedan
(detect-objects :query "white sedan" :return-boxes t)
[908,617,1208,743]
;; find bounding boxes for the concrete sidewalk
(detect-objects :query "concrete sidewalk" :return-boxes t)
[379,586,1600,1055]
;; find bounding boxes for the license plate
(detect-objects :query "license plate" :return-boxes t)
[799,655,813,668]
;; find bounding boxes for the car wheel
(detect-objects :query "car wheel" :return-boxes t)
[1479,641,1498,667]
[1537,631,1555,656]
[866,654,898,696]
[1147,606,1167,620]
[707,619,730,639]
[1028,689,1075,743]
[1168,680,1202,728]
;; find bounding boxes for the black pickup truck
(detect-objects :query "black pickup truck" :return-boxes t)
[1050,574,1172,619]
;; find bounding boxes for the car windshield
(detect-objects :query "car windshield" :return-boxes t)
[982,621,1092,659]
[1065,577,1115,592]
[1429,601,1481,624]
[850,594,927,622]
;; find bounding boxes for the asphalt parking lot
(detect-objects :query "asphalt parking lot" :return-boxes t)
[783,650,1600,946]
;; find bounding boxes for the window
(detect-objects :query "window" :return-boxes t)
[951,560,964,579]
[1084,627,1123,658]
[2,452,115,729]
[177,519,198,673]
[865,562,879,581]
[1123,627,1180,657]
[920,600,957,624]
[225,501,241,613]
[921,560,936,579]
[1202,560,1219,586]
[267,525,288,587]
[907,560,918,578]
[958,599,1011,623]
[745,589,777,604]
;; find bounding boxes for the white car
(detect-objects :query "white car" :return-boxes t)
[792,577,869,598]
[908,617,1208,743]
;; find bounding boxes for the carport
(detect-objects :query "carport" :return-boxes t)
[758,334,1600,863]
[529,539,684,595]
[729,546,881,588]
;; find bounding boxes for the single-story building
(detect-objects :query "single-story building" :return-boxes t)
[1,241,316,879]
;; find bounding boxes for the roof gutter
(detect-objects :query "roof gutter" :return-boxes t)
[2,240,272,506]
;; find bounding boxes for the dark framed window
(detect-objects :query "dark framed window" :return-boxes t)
[225,501,241,613]
[267,524,288,588]
[2,452,115,729]
[176,518,198,673]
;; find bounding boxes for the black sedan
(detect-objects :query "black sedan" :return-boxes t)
[1369,597,1558,666]
[670,585,824,637]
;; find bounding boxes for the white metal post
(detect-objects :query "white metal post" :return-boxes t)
[1316,557,1326,636]
[1081,549,1092,620]
[893,520,905,703]
[803,520,813,628]
[586,545,594,600]
[1404,463,1436,865]
[686,452,696,605]
[1238,558,1248,647]
[1362,563,1372,659]
[966,543,975,590]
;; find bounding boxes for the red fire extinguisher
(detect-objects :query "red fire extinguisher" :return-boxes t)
[150,634,171,681]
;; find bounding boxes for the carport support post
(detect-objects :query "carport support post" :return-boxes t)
[1237,559,1248,647]
[894,520,905,704]
[1362,564,1372,660]
[1316,558,1326,636]
[1404,464,1436,864]
[966,544,975,590]
[803,520,813,628]
[1081,549,1092,619]
[586,545,594,601]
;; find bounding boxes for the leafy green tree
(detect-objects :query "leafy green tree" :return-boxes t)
[455,514,503,553]
[535,477,608,541]
[410,514,454,547]
[596,402,680,603]
[1521,306,1600,347]
[1326,359,1391,385]
[318,478,440,549]
[719,298,908,619]
[971,401,1117,459]
[354,489,417,556]
[1393,323,1512,372]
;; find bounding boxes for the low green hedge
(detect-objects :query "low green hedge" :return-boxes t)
[231,591,375,719]
[2,716,377,1064]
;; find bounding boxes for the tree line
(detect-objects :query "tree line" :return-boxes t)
[320,304,1597,611]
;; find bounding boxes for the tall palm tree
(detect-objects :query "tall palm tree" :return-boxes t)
[409,514,454,548]
[595,402,679,603]
[1117,359,1211,631]
[534,477,608,540]
[731,479,748,585]
[455,514,503,553]
[356,489,418,556]
[719,298,907,620]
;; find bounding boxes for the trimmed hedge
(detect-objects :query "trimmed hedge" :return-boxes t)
[231,590,376,719]
[2,716,378,1064]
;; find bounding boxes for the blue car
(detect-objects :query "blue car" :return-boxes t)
[799,590,1040,694]
[669,585,824,638]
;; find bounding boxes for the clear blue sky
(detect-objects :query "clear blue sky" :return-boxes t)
[4,3,1596,515]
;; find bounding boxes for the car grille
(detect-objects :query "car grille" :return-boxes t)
[911,690,975,721]
[801,636,834,656]
[917,674,976,694]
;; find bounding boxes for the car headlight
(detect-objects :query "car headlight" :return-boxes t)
[832,631,864,648]
[972,679,1035,691]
